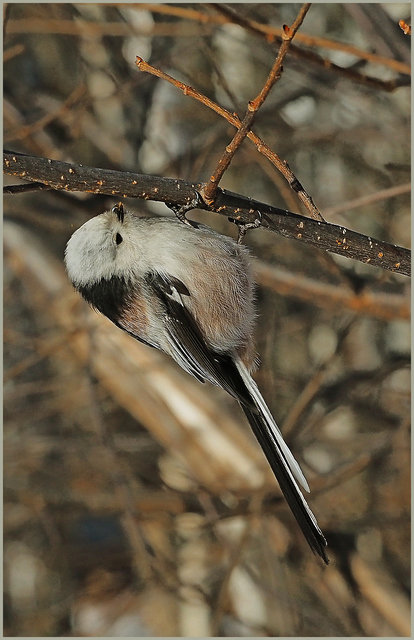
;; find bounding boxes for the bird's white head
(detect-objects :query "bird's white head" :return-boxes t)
[64,204,141,286]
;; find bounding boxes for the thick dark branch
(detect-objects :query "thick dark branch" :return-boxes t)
[3,150,410,277]
[213,190,410,277]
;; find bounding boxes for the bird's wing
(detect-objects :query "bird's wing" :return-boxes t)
[145,271,256,408]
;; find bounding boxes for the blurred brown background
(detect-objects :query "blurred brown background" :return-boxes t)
[3,3,410,637]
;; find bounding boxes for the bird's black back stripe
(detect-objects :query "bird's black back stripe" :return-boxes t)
[77,275,130,323]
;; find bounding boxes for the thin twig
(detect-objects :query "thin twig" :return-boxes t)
[211,3,411,87]
[137,3,411,76]
[135,57,325,220]
[201,4,316,211]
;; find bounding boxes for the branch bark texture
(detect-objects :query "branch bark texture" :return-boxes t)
[3,150,410,277]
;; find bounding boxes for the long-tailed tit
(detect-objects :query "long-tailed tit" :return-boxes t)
[65,203,328,563]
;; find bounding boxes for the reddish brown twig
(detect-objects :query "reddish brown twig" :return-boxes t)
[133,4,411,92]
[201,3,313,208]
[137,3,411,76]
[135,56,324,221]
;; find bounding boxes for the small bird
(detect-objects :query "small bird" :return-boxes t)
[65,203,328,563]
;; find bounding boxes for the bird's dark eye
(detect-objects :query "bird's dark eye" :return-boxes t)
[115,233,123,245]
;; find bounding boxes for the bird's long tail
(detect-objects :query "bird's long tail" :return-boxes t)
[236,359,328,564]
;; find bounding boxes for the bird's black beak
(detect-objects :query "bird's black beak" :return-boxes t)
[112,202,125,223]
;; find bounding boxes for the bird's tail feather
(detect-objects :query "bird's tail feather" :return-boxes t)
[237,360,309,492]
[236,360,328,564]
